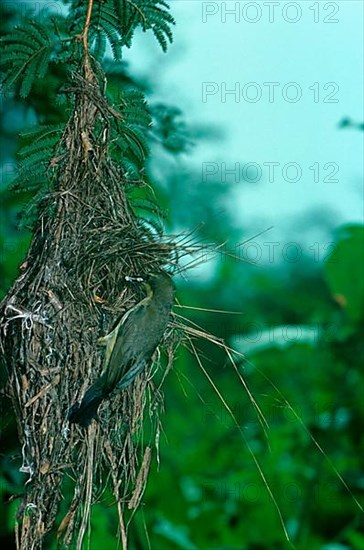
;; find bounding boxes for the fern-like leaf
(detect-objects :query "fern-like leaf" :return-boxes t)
[11,124,64,195]
[0,21,56,97]
[83,0,175,61]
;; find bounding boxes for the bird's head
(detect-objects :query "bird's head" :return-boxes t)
[125,272,175,300]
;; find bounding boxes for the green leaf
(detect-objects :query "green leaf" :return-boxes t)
[324,224,364,322]
[0,21,54,97]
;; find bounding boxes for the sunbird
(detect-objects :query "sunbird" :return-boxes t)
[68,272,175,427]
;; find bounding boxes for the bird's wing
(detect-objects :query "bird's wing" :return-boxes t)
[101,301,150,393]
[97,294,151,373]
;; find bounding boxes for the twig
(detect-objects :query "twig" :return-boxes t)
[77,423,96,550]
[82,0,94,80]
[128,447,152,509]
[24,375,60,408]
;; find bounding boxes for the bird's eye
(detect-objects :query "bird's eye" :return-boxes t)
[125,275,145,283]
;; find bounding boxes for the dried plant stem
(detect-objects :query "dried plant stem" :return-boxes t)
[77,424,96,550]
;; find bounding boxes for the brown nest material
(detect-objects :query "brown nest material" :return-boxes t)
[0,66,185,549]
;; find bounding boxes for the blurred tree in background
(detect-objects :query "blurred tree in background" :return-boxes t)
[0,1,363,549]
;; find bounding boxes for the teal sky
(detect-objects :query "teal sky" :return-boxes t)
[129,1,363,246]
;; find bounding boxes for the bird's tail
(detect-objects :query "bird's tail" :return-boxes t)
[68,378,105,428]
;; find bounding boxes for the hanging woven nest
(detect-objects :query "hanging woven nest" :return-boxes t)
[0,62,182,550]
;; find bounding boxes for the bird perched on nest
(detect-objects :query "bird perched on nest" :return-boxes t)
[68,272,175,427]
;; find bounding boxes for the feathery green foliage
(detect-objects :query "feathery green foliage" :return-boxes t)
[67,0,174,61]
[0,0,174,227]
[1,21,55,98]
